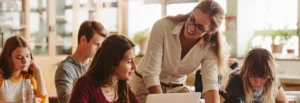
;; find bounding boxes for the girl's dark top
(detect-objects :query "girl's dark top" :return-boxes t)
[69,76,139,103]
[222,71,281,103]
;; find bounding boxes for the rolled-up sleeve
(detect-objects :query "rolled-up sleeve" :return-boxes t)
[201,46,219,94]
[140,19,166,88]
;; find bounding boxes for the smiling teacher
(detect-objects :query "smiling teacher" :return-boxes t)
[129,0,229,103]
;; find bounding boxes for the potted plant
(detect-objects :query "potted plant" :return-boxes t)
[133,29,150,56]
[283,30,298,54]
[268,29,295,53]
[277,29,297,54]
[253,29,284,53]
[271,30,285,53]
[248,28,298,55]
[247,30,272,52]
[249,29,293,53]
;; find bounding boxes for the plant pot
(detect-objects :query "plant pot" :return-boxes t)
[287,49,295,54]
[272,44,283,53]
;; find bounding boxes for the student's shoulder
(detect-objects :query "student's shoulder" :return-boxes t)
[225,70,244,96]
[59,56,74,64]
[57,62,74,70]
[55,59,78,78]
[75,76,94,87]
[228,70,243,84]
[57,57,77,70]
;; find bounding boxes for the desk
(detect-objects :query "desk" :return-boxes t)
[286,91,300,103]
[279,75,300,91]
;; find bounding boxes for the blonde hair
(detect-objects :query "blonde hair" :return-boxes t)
[240,48,279,103]
[166,0,229,89]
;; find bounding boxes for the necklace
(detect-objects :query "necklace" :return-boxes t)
[101,81,118,94]
[101,87,113,94]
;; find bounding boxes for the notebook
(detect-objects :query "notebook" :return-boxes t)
[145,92,204,103]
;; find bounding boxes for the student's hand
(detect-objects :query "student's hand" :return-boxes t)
[223,95,244,103]
[148,85,163,94]
[29,60,41,74]
[227,58,237,66]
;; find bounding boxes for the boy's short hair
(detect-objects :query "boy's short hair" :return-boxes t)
[77,21,108,44]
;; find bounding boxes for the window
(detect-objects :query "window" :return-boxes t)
[30,0,49,55]
[128,0,227,55]
[129,0,227,38]
[251,0,299,57]
[167,3,197,16]
[128,1,161,39]
[95,4,118,32]
[254,0,297,30]
[167,0,226,31]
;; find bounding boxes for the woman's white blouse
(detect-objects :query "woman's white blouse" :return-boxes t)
[136,18,219,94]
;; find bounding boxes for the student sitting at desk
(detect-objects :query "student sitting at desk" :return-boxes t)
[0,36,48,103]
[220,48,288,103]
[69,35,139,103]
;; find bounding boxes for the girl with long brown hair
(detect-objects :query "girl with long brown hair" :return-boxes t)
[69,35,139,103]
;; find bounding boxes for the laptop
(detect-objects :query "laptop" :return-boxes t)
[145,92,204,103]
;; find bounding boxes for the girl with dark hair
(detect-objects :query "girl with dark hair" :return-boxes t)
[69,35,139,103]
[0,36,48,103]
